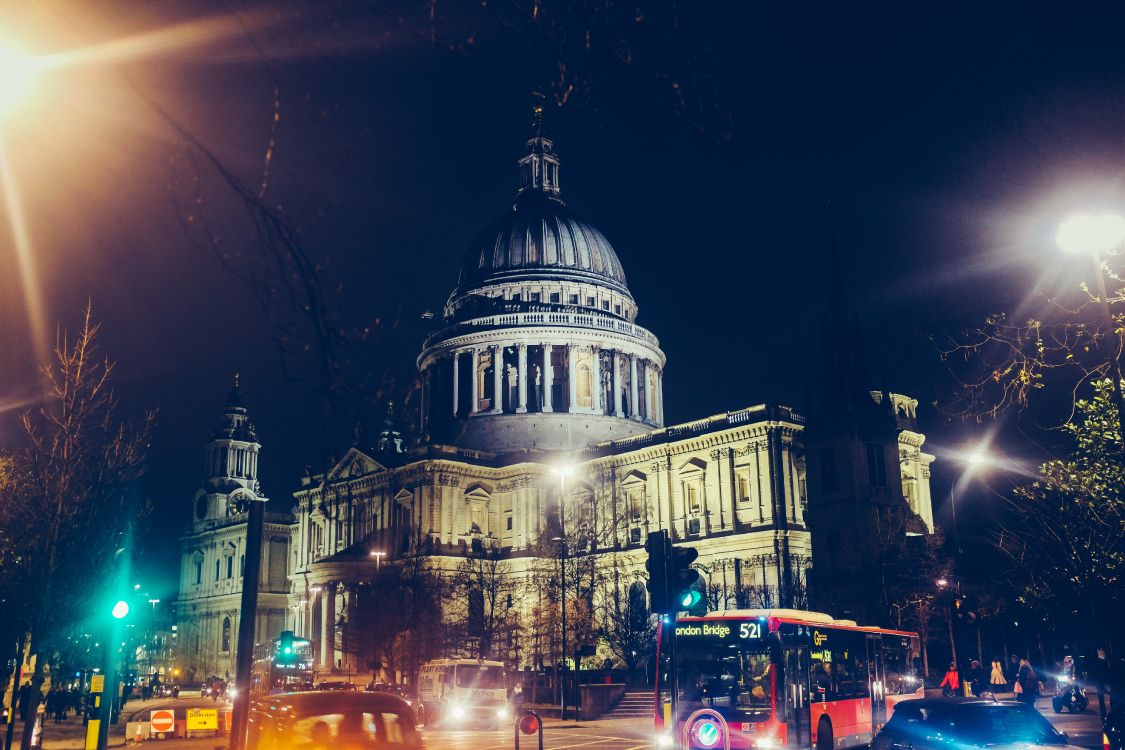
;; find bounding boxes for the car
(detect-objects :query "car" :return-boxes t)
[246,690,422,750]
[314,681,359,691]
[872,697,1085,750]
[1106,704,1124,750]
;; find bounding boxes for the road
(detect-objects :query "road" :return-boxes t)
[17,696,1106,750]
[421,708,1106,750]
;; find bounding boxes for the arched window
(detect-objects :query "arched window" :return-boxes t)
[221,616,231,652]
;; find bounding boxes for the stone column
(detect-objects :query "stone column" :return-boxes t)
[320,582,335,670]
[612,351,624,417]
[591,346,602,414]
[452,351,460,417]
[542,344,554,412]
[470,347,481,414]
[567,344,578,412]
[492,345,504,413]
[516,344,528,413]
[629,354,640,420]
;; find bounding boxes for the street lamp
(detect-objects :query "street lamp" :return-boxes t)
[1057,213,1125,450]
[368,550,385,567]
[0,43,41,119]
[550,463,575,721]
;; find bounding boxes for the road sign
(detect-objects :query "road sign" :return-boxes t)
[150,710,174,733]
[186,709,217,731]
[89,675,104,694]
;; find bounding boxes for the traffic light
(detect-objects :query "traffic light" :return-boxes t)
[111,600,130,619]
[669,545,702,613]
[645,530,670,614]
[277,631,295,664]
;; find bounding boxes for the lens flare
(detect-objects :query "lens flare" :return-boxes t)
[0,43,40,118]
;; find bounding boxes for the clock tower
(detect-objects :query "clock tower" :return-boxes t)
[175,377,294,683]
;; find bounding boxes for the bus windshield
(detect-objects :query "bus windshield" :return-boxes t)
[455,665,505,689]
[675,632,772,723]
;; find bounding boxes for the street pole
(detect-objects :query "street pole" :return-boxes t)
[229,497,266,750]
[558,472,568,722]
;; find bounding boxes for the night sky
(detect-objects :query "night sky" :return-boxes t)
[3,1,1125,594]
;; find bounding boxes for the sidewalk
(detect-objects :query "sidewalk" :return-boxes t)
[8,698,206,750]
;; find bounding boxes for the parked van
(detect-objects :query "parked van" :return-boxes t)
[416,659,509,729]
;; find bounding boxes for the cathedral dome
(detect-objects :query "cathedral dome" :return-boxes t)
[456,199,630,295]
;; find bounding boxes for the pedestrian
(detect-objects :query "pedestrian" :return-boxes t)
[968,660,985,697]
[990,658,1007,695]
[45,689,57,724]
[939,663,961,697]
[1008,654,1020,692]
[1017,659,1040,706]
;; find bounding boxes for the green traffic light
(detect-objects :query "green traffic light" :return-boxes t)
[283,646,292,654]
[681,590,702,608]
[111,600,130,619]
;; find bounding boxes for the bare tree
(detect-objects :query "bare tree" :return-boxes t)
[0,306,154,749]
[450,548,522,663]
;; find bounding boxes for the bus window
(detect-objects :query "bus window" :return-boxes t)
[676,638,772,722]
[882,640,920,695]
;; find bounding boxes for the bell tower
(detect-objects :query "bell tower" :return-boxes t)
[193,374,262,526]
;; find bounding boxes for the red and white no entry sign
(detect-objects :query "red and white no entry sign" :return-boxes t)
[150,710,174,733]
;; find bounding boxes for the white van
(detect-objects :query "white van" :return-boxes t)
[416,659,509,729]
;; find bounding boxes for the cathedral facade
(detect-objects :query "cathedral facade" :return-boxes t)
[176,105,936,681]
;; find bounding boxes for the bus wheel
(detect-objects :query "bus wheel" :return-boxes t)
[816,718,833,750]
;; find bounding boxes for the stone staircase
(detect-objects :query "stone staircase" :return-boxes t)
[604,691,653,719]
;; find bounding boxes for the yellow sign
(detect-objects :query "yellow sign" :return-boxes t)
[89,675,105,694]
[84,720,100,750]
[812,630,828,647]
[186,709,218,731]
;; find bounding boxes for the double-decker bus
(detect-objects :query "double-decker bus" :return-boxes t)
[655,609,922,750]
[250,631,314,698]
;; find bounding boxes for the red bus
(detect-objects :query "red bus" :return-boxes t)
[654,609,922,750]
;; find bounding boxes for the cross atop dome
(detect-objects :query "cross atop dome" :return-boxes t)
[517,90,562,203]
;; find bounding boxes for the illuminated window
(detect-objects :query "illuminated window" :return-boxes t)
[736,470,751,503]
[687,484,701,513]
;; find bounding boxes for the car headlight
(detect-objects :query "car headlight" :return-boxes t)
[450,705,466,719]
[656,734,674,747]
[496,708,509,719]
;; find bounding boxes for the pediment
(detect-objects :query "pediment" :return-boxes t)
[325,446,386,483]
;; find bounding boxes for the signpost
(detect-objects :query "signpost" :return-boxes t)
[149,710,174,735]
[186,709,218,733]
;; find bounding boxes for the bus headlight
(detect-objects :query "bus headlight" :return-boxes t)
[450,705,466,719]
[656,734,673,747]
[754,738,776,749]
[496,707,509,719]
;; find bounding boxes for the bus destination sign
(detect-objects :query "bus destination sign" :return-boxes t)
[675,620,764,640]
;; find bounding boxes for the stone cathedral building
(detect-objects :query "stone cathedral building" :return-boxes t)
[176,105,936,681]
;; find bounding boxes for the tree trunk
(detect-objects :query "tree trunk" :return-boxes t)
[946,606,958,667]
[18,642,44,750]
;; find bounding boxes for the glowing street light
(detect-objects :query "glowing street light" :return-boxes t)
[0,42,41,119]
[1056,213,1125,256]
[368,550,386,567]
